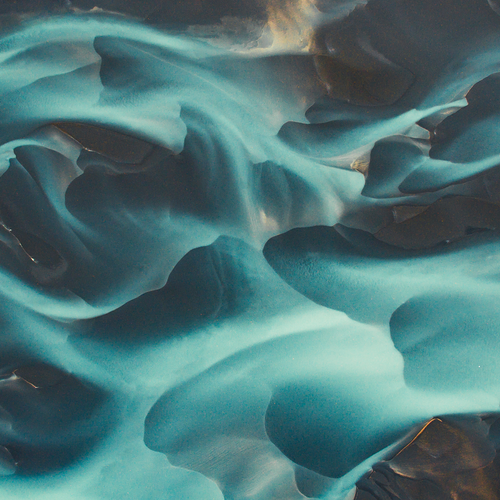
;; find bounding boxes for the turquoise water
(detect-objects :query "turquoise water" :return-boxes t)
[0,3,499,498]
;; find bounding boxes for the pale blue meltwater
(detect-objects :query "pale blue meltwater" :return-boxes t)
[0,2,498,499]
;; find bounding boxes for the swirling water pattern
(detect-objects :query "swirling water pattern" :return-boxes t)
[0,1,500,499]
